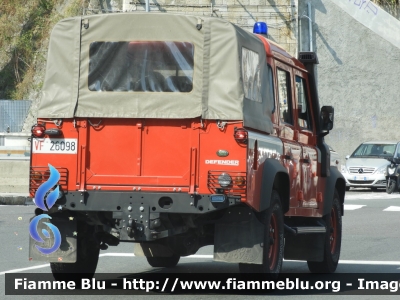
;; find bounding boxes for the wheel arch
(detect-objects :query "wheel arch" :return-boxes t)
[323,166,346,216]
[260,158,290,214]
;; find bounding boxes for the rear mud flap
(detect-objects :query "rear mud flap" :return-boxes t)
[214,206,264,264]
[29,215,77,263]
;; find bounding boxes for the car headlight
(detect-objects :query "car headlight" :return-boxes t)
[218,173,232,187]
[341,165,347,173]
[376,165,387,174]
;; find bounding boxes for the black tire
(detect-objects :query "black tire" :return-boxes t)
[386,179,396,194]
[146,254,180,268]
[50,222,100,281]
[307,189,342,273]
[239,190,284,275]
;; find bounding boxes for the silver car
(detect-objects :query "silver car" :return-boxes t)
[342,141,398,191]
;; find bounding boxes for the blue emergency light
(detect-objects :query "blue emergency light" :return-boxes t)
[253,22,268,35]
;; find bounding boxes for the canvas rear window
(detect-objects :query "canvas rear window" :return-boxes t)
[241,47,261,102]
[88,41,194,93]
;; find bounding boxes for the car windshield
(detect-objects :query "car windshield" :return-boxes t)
[351,143,397,158]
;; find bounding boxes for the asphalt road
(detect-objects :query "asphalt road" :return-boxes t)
[1,188,400,299]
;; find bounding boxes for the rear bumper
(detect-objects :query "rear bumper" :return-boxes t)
[51,190,241,241]
[56,190,241,213]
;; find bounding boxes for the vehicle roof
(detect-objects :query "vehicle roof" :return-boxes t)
[256,35,306,71]
[268,39,306,70]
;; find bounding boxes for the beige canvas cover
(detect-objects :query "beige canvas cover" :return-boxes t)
[38,13,274,133]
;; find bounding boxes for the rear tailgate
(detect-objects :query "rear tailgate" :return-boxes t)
[83,118,199,191]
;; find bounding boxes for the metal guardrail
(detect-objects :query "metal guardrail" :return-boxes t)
[0,132,31,160]
[0,100,31,134]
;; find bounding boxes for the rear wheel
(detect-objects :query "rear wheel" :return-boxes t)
[146,254,180,268]
[50,222,100,281]
[307,189,342,273]
[386,178,396,194]
[239,190,284,275]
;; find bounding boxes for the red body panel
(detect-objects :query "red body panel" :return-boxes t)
[197,121,247,196]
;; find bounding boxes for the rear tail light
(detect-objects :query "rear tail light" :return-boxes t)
[234,128,248,144]
[31,171,43,183]
[31,124,46,138]
[208,171,247,198]
[234,176,246,186]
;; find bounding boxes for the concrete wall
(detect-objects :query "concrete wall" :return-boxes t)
[299,0,400,162]
[0,160,30,193]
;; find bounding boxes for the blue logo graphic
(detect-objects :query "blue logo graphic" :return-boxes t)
[35,164,60,211]
[29,164,62,255]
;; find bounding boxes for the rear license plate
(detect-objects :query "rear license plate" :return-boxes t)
[32,138,78,154]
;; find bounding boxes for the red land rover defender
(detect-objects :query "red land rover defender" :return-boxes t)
[29,13,345,278]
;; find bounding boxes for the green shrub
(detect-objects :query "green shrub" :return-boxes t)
[0,0,87,99]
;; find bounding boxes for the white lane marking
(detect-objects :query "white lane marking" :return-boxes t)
[344,204,366,210]
[345,193,400,200]
[0,254,212,275]
[2,256,400,275]
[285,259,400,266]
[181,255,212,259]
[338,260,400,265]
[383,206,400,211]
[0,264,49,275]
[99,253,135,257]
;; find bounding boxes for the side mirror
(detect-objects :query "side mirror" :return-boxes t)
[320,106,334,132]
[345,155,350,160]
